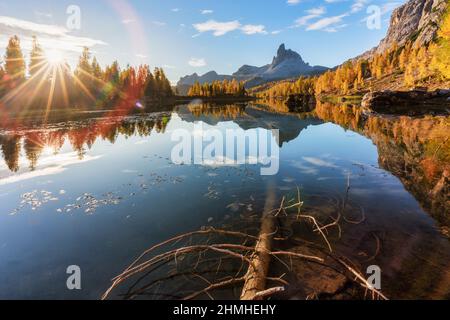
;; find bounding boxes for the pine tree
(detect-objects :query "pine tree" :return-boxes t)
[353,79,359,92]
[417,46,428,79]
[4,35,26,81]
[404,64,415,87]
[75,47,92,77]
[158,68,173,97]
[104,60,120,84]
[187,79,246,97]
[29,36,44,77]
[91,57,102,79]
[74,47,94,97]
[399,49,407,70]
[144,72,156,97]
[0,66,5,96]
[1,135,21,172]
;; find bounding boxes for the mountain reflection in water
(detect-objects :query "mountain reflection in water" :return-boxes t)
[314,101,449,226]
[0,102,448,299]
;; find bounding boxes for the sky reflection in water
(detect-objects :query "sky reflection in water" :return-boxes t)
[0,104,448,299]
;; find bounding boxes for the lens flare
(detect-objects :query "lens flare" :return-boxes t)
[46,49,64,65]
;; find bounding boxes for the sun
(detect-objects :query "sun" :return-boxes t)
[46,49,64,65]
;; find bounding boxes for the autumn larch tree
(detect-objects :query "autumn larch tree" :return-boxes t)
[432,8,450,79]
[29,36,44,77]
[4,35,26,82]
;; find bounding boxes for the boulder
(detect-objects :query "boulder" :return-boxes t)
[362,90,450,115]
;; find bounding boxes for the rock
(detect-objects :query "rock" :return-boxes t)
[362,90,450,115]
[437,89,450,95]
[278,246,348,299]
[359,0,448,59]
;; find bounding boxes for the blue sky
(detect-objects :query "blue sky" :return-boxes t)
[0,0,405,83]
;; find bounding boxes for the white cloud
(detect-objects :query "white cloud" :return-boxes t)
[201,10,214,15]
[306,14,348,31]
[307,7,326,15]
[0,15,106,54]
[351,0,370,13]
[193,20,268,36]
[293,0,375,31]
[189,58,207,67]
[171,8,180,12]
[302,157,338,168]
[241,24,267,35]
[0,153,102,186]
[193,20,241,36]
[0,15,68,36]
[287,0,301,5]
[294,7,326,27]
[295,15,319,27]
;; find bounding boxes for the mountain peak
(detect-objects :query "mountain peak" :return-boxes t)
[177,43,328,92]
[272,44,303,67]
[277,44,286,55]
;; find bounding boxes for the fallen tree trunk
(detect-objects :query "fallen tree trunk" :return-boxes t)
[240,182,278,300]
[240,212,276,300]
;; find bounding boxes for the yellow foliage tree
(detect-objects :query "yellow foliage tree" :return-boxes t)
[431,9,450,79]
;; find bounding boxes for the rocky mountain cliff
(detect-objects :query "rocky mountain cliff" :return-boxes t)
[233,44,328,81]
[364,0,448,57]
[177,44,328,94]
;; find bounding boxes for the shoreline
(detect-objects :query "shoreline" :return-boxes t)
[0,95,257,128]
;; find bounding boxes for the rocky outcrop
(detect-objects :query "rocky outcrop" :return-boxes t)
[361,0,448,58]
[362,89,450,115]
[253,44,328,81]
[271,44,303,67]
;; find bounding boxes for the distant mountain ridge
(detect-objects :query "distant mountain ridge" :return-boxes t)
[177,44,328,94]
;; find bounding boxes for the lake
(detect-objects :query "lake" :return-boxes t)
[0,102,449,299]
